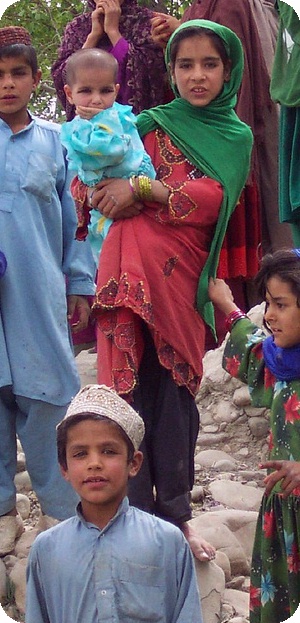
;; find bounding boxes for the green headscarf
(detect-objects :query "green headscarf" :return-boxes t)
[137,19,253,337]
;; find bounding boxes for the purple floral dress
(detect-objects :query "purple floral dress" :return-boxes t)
[223,317,300,623]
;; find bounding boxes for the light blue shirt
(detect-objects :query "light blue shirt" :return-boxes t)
[26,497,203,623]
[61,102,156,187]
[0,115,95,405]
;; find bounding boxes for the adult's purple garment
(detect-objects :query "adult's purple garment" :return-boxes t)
[51,0,168,120]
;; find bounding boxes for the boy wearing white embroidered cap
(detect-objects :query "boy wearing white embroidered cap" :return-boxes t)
[26,384,203,623]
[59,383,145,452]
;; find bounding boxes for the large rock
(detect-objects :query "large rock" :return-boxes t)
[9,558,27,614]
[208,480,263,512]
[14,528,38,560]
[195,559,225,623]
[16,494,31,521]
[190,510,258,569]
[14,471,32,493]
[223,588,250,619]
[195,449,238,470]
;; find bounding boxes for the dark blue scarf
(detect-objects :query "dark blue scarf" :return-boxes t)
[263,335,300,381]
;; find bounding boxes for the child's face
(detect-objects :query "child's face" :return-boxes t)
[61,419,142,527]
[0,55,40,122]
[170,34,230,107]
[264,276,300,349]
[64,65,119,112]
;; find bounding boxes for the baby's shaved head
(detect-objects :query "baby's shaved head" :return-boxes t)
[65,48,118,86]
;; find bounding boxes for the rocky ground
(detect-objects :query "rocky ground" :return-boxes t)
[0,304,270,622]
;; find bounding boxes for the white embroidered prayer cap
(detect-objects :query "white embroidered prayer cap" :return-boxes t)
[60,384,144,451]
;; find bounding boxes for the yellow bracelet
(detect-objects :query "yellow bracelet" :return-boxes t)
[136,176,152,201]
[128,176,139,200]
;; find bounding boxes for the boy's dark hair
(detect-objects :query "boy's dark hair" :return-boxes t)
[169,26,230,71]
[57,413,135,470]
[65,48,118,86]
[254,249,300,307]
[0,43,38,75]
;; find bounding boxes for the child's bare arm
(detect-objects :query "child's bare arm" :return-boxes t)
[260,460,300,497]
[208,277,239,316]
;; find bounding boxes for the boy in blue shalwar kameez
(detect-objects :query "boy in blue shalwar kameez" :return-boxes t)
[26,384,203,623]
[0,26,95,556]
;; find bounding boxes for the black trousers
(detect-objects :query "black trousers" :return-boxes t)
[128,326,199,526]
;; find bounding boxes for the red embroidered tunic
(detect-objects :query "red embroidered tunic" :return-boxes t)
[78,129,223,397]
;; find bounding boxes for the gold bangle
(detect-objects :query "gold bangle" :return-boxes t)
[128,176,139,200]
[136,175,152,201]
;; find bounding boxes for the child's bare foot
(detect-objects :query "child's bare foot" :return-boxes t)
[181,522,216,562]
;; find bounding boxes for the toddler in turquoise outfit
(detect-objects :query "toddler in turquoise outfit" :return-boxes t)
[61,48,155,261]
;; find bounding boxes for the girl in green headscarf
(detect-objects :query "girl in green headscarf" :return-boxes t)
[138,18,253,334]
[75,19,252,557]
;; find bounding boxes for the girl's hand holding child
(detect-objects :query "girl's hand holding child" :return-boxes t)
[88,178,143,219]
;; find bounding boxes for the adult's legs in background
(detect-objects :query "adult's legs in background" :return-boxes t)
[128,325,215,561]
[16,394,79,519]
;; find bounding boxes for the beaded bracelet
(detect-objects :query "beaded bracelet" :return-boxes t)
[225,309,247,332]
[136,175,152,201]
[128,176,139,201]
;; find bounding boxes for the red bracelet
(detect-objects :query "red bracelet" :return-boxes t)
[225,309,247,332]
